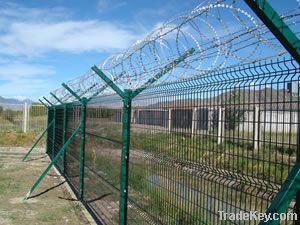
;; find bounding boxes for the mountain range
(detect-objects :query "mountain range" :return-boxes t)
[0,96,33,105]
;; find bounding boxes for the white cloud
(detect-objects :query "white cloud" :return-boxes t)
[0,2,142,57]
[0,2,145,99]
[0,20,141,57]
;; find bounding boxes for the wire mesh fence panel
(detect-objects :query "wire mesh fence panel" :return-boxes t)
[64,103,82,195]
[0,103,24,132]
[47,109,54,157]
[84,94,123,225]
[127,58,299,225]
[0,103,47,133]
[28,104,47,132]
[54,107,65,171]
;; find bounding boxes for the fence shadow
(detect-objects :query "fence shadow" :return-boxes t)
[28,181,66,199]
[24,155,48,162]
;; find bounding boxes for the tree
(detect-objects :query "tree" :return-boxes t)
[224,91,245,130]
[211,91,245,130]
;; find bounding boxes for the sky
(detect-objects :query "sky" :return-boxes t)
[0,0,297,101]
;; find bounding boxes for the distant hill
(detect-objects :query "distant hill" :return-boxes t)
[0,96,33,105]
[149,88,298,110]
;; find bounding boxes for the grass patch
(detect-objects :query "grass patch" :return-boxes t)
[0,132,44,147]
[0,150,89,225]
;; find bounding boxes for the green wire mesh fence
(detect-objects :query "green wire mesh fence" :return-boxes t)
[43,57,299,225]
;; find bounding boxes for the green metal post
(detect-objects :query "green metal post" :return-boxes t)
[22,120,54,161]
[244,0,300,63]
[24,125,81,200]
[62,104,68,174]
[245,2,300,224]
[91,50,195,225]
[119,90,132,225]
[258,162,300,224]
[79,97,87,200]
[51,106,56,159]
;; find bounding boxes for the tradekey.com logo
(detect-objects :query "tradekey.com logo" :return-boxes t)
[218,211,297,222]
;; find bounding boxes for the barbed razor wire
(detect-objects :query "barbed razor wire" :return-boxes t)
[46,0,300,104]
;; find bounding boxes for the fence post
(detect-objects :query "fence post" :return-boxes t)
[51,106,56,159]
[217,107,225,144]
[254,106,260,150]
[192,107,197,137]
[168,108,172,133]
[134,109,139,124]
[27,103,30,132]
[23,102,28,133]
[91,50,194,225]
[79,98,87,200]
[120,90,132,225]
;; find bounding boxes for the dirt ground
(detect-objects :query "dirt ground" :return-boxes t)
[0,147,96,225]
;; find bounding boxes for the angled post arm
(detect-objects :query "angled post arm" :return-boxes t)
[38,99,48,108]
[50,92,64,105]
[43,97,54,106]
[61,83,82,103]
[91,67,125,98]
[132,48,195,98]
[244,0,300,63]
[86,71,126,103]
